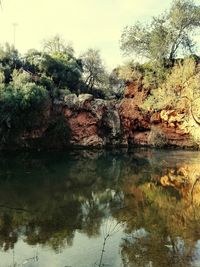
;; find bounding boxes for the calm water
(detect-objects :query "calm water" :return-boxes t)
[0,148,200,267]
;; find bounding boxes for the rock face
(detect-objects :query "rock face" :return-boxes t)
[119,81,150,146]
[9,82,198,150]
[119,81,194,148]
[53,83,194,148]
[61,94,122,147]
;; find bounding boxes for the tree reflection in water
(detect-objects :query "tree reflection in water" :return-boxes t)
[0,149,200,266]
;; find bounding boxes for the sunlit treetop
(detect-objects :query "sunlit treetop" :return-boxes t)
[121,0,200,65]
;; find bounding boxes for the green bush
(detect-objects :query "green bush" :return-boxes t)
[0,71,49,144]
[141,58,200,111]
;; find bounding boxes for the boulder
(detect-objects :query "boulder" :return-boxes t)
[64,94,78,108]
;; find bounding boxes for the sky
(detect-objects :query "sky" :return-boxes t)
[0,0,199,70]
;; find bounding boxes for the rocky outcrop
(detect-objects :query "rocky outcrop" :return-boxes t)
[8,81,198,150]
[55,82,195,148]
[58,94,122,147]
[118,80,195,148]
[119,81,150,146]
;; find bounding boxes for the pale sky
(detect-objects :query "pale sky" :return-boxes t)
[0,0,199,70]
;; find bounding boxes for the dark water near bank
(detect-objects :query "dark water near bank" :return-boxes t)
[0,149,200,267]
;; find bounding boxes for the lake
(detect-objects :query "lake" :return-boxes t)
[0,148,200,267]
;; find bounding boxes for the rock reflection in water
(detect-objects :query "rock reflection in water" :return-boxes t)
[0,149,199,266]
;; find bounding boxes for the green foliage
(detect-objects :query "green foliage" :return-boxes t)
[121,0,200,65]
[23,49,42,74]
[117,60,169,90]
[80,48,109,92]
[23,43,83,96]
[108,69,124,98]
[0,70,5,83]
[141,57,200,145]
[142,58,200,111]
[12,69,31,85]
[38,36,83,92]
[0,70,49,143]
[43,35,74,56]
[117,61,143,81]
[0,37,113,147]
[0,43,22,83]
[37,74,54,93]
[142,62,169,89]
[39,51,82,91]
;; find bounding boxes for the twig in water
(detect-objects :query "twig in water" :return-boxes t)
[97,233,110,267]
[96,219,124,267]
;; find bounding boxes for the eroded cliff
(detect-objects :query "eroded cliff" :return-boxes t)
[13,79,198,150]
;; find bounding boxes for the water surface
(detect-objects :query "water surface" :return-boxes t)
[0,148,200,267]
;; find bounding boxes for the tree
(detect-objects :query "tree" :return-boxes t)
[120,0,200,65]
[80,49,108,91]
[0,69,49,143]
[0,43,22,83]
[43,35,74,57]
[39,52,82,91]
[39,36,83,92]
[22,42,83,93]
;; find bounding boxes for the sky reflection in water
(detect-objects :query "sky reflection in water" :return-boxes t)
[0,149,200,266]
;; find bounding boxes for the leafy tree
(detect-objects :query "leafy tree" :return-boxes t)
[43,35,74,57]
[80,49,109,91]
[23,49,43,74]
[23,45,83,94]
[39,36,83,92]
[0,43,22,83]
[0,70,49,144]
[116,60,169,90]
[39,52,82,91]
[117,61,143,81]
[108,68,124,98]
[141,57,199,111]
[0,70,5,84]
[121,0,200,65]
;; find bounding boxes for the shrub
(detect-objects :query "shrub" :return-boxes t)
[141,58,200,112]
[0,70,49,144]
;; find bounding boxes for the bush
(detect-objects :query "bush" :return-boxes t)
[141,58,200,112]
[118,61,143,81]
[0,71,49,144]
[117,60,169,93]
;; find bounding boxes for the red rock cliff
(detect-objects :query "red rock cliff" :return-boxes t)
[18,81,197,149]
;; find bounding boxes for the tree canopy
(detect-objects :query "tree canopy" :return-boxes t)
[120,0,200,65]
[80,48,109,91]
[42,35,74,57]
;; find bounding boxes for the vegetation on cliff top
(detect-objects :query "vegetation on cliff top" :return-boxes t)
[121,0,200,65]
[0,38,122,146]
[119,0,200,89]
[1,0,200,148]
[119,0,200,145]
